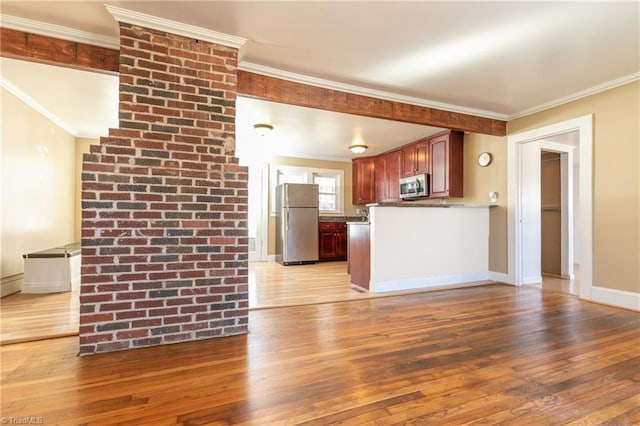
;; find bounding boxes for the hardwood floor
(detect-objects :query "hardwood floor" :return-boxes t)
[249,261,370,309]
[0,288,80,344]
[1,284,638,424]
[533,264,580,296]
[1,261,489,344]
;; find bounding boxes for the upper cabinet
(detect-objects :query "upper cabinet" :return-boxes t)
[429,130,464,198]
[375,150,402,202]
[352,157,376,205]
[352,129,464,203]
[401,139,430,177]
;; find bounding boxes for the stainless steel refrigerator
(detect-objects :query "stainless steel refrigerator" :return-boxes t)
[275,183,319,265]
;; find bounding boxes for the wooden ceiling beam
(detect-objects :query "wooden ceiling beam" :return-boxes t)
[236,71,507,136]
[0,28,119,75]
[1,28,506,136]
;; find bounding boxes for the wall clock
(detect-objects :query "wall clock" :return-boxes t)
[477,152,492,167]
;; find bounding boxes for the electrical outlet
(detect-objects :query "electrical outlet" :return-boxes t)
[489,192,498,202]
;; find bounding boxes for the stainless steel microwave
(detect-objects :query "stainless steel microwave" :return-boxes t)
[399,174,429,200]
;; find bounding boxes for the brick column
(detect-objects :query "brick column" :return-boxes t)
[79,23,248,355]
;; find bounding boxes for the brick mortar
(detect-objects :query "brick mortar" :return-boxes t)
[79,23,248,356]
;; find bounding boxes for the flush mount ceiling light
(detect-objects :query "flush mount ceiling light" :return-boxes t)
[253,123,274,137]
[349,144,368,154]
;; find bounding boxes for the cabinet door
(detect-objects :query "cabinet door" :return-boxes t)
[319,223,337,261]
[319,231,337,260]
[429,131,464,198]
[352,157,376,205]
[401,145,417,177]
[415,140,430,174]
[385,150,402,201]
[430,136,449,197]
[374,155,388,202]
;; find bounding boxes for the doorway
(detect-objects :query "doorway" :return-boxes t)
[507,115,593,301]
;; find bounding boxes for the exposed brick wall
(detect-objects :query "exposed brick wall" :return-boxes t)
[79,23,248,355]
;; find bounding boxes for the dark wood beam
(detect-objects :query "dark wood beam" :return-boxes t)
[0,28,119,75]
[0,28,506,135]
[237,71,507,136]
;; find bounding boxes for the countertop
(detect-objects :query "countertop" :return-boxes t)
[320,215,364,222]
[23,243,81,258]
[366,202,496,208]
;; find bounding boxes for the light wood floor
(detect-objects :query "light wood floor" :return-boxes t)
[0,288,80,344]
[1,284,638,424]
[1,261,576,344]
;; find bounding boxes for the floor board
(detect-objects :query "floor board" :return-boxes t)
[1,261,491,344]
[1,284,638,424]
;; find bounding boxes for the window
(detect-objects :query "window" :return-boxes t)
[271,165,344,215]
[314,175,337,211]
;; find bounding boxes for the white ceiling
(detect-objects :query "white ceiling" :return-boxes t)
[1,1,638,162]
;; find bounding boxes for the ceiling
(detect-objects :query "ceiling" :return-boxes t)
[1,1,638,162]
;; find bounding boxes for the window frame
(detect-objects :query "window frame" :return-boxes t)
[270,165,344,216]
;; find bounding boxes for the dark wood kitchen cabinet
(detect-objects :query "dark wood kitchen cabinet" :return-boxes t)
[401,139,430,177]
[429,130,464,198]
[375,150,402,202]
[347,222,370,290]
[319,222,347,261]
[352,157,376,204]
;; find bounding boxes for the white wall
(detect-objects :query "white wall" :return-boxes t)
[1,88,76,295]
[369,206,490,293]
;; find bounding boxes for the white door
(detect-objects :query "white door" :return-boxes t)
[248,164,268,261]
[519,141,542,284]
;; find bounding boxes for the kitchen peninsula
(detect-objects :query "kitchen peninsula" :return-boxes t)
[348,203,493,293]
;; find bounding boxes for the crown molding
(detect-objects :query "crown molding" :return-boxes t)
[238,62,509,121]
[510,72,640,120]
[105,5,247,50]
[1,75,77,136]
[0,14,120,49]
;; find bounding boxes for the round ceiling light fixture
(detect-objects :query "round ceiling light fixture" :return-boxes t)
[349,144,368,154]
[253,123,274,137]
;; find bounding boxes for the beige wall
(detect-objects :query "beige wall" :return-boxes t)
[462,133,508,273]
[267,156,355,255]
[74,138,100,241]
[1,88,76,285]
[508,81,640,293]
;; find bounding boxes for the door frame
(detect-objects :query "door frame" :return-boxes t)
[248,163,269,262]
[507,115,593,301]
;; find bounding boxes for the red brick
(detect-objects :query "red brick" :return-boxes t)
[80,294,114,304]
[195,312,222,321]
[80,333,113,344]
[116,329,149,339]
[134,300,163,309]
[100,302,133,312]
[149,308,178,317]
[115,291,147,300]
[163,315,192,325]
[80,313,114,324]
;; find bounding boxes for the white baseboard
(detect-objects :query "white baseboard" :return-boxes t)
[373,272,490,294]
[522,275,543,285]
[488,271,511,284]
[1,274,23,298]
[267,255,276,262]
[590,286,640,311]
